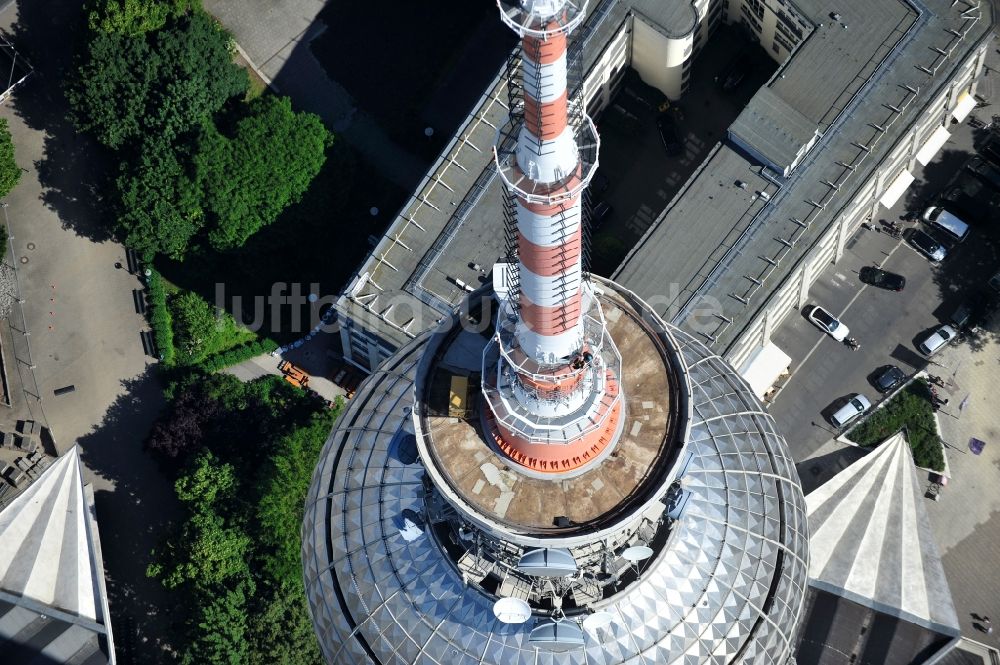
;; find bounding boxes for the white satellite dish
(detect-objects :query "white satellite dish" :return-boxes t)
[621,545,653,563]
[493,597,532,624]
[582,611,615,634]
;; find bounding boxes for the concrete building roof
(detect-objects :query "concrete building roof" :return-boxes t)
[730,87,817,172]
[615,0,992,352]
[0,446,115,664]
[338,0,992,363]
[336,0,633,350]
[806,433,959,637]
[630,0,696,38]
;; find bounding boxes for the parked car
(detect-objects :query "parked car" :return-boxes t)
[918,324,957,355]
[806,305,850,341]
[908,229,947,262]
[830,394,872,428]
[589,170,610,199]
[950,291,991,329]
[981,138,1000,167]
[965,156,1000,191]
[922,206,970,243]
[656,115,683,156]
[721,53,752,91]
[990,271,1000,293]
[859,266,906,291]
[872,365,906,393]
[591,201,613,228]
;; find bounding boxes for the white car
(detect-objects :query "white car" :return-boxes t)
[918,324,957,356]
[830,394,872,428]
[807,305,850,342]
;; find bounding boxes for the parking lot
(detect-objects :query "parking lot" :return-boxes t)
[590,25,777,275]
[770,110,1000,464]
[766,92,1000,644]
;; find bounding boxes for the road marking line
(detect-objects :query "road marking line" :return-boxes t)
[768,239,904,406]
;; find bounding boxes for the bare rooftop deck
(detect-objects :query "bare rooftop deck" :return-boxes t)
[421,290,678,532]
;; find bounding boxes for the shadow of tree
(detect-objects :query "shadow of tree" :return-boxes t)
[3,0,115,242]
[901,143,1000,360]
[76,368,181,664]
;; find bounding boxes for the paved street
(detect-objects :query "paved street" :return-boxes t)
[1,1,180,661]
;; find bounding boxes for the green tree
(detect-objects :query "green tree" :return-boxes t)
[67,32,155,149]
[0,119,21,198]
[180,581,252,665]
[171,290,219,363]
[116,141,203,258]
[197,96,330,250]
[87,0,198,36]
[255,411,338,587]
[247,583,323,665]
[151,452,252,589]
[68,12,248,149]
[175,449,237,505]
[169,289,256,365]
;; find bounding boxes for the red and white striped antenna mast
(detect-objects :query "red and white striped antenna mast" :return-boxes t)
[484,0,622,477]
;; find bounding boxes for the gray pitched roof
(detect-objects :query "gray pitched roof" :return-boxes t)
[729,87,818,172]
[806,433,959,636]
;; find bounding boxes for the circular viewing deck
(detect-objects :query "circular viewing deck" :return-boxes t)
[414,286,684,535]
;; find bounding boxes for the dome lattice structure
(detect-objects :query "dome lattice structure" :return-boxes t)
[302,281,808,664]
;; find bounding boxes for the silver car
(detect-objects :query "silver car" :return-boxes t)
[830,394,872,428]
[918,324,957,356]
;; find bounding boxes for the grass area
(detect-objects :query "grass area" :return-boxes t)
[850,378,945,471]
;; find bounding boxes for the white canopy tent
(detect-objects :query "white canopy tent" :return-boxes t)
[738,342,792,399]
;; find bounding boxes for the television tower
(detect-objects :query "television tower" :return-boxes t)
[302,1,809,661]
[488,0,620,475]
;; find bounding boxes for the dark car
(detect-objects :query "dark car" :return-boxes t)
[908,229,946,261]
[981,139,1000,168]
[591,201,613,229]
[950,291,991,328]
[721,54,752,91]
[656,116,683,156]
[965,156,1000,190]
[872,365,906,393]
[589,170,610,199]
[859,266,906,291]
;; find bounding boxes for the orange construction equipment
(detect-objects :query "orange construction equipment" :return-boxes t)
[278,360,309,389]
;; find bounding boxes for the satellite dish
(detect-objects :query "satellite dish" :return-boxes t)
[517,548,577,577]
[582,611,615,634]
[493,597,532,624]
[529,620,585,652]
[622,545,653,563]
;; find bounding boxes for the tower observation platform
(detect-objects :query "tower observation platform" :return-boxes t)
[302,1,809,663]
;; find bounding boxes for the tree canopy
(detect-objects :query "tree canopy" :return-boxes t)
[197,96,330,250]
[146,374,338,664]
[87,0,200,37]
[115,142,203,258]
[69,10,333,258]
[0,119,21,199]
[69,11,248,150]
